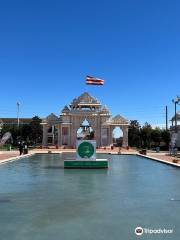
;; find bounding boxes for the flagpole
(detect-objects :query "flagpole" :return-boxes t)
[85,75,88,93]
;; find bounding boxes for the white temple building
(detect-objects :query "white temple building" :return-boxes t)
[42,92,129,148]
[170,111,180,148]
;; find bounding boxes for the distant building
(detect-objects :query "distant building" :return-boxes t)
[0,118,32,126]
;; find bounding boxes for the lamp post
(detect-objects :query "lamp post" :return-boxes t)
[166,105,168,130]
[172,96,180,132]
[17,102,20,127]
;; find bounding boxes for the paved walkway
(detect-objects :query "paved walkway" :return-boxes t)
[0,151,19,161]
[147,152,180,166]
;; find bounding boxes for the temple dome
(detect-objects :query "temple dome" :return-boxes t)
[101,105,109,112]
[70,92,101,107]
[111,115,129,124]
[61,105,70,113]
[46,113,59,122]
[103,114,128,126]
[100,106,111,115]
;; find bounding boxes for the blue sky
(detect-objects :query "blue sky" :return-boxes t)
[0,0,179,127]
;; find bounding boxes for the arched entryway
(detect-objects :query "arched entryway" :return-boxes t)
[77,119,95,140]
[112,127,123,147]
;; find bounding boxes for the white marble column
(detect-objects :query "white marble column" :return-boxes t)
[108,126,113,146]
[52,125,55,145]
[58,124,61,147]
[42,124,48,146]
[122,126,128,148]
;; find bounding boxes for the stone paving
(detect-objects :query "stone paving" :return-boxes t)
[0,152,19,161]
[147,153,180,166]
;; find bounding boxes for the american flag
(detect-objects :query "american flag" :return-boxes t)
[86,75,105,85]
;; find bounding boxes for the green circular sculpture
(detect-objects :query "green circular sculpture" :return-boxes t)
[78,141,94,158]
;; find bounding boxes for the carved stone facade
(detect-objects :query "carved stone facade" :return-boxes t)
[170,111,180,148]
[42,92,129,148]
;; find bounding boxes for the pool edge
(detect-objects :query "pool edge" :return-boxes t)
[137,153,180,168]
[0,151,179,169]
[0,153,36,165]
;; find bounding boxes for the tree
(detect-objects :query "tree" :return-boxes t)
[21,124,32,142]
[140,122,152,149]
[151,127,161,147]
[161,129,170,147]
[128,121,171,150]
[128,120,141,148]
[1,116,43,146]
[29,116,42,144]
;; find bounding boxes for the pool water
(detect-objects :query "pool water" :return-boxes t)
[0,153,180,240]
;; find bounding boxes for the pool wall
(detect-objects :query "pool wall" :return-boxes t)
[0,153,35,165]
[137,153,180,168]
[0,151,180,168]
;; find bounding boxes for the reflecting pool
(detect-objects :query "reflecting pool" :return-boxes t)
[0,153,180,240]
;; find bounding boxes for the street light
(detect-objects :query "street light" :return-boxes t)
[172,96,180,131]
[17,102,20,127]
